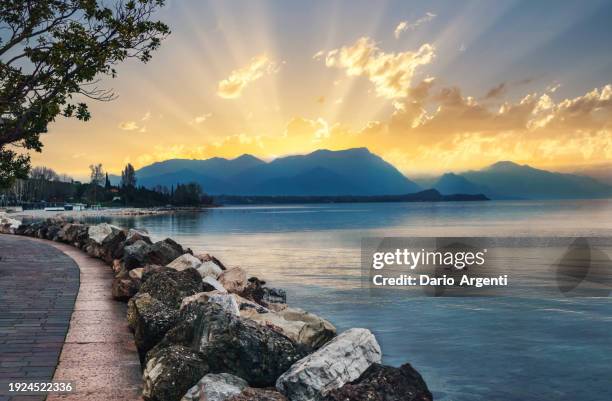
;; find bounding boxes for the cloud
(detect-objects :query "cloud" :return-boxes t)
[118,121,139,131]
[191,113,212,124]
[394,12,437,38]
[321,37,435,99]
[141,111,151,121]
[217,55,279,99]
[484,82,507,99]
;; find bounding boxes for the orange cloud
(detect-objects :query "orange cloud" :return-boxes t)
[321,37,435,99]
[217,55,279,99]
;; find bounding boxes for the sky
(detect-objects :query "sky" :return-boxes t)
[31,0,612,180]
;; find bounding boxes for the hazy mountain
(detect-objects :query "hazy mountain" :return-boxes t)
[433,173,490,195]
[123,151,611,199]
[460,161,612,199]
[132,148,421,196]
[137,154,265,180]
[230,148,420,195]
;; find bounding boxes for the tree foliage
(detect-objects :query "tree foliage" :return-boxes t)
[0,0,169,187]
[120,162,136,188]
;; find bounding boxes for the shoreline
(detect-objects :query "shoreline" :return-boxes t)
[3,206,212,220]
[0,216,433,401]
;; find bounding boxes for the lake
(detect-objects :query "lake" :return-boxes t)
[96,199,612,401]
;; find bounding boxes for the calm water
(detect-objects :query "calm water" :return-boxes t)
[97,199,612,401]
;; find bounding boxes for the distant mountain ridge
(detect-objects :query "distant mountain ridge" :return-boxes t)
[125,149,612,199]
[133,148,421,196]
[433,161,612,200]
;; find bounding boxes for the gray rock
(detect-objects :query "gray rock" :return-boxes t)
[322,363,433,401]
[111,277,138,302]
[139,268,203,309]
[127,293,180,361]
[263,287,287,304]
[180,291,240,316]
[143,345,209,401]
[126,228,152,245]
[99,228,127,264]
[88,223,120,244]
[64,223,89,246]
[148,238,186,266]
[181,373,248,401]
[203,276,227,293]
[242,307,336,349]
[276,328,382,401]
[159,302,307,387]
[197,260,223,278]
[123,239,153,269]
[168,253,202,271]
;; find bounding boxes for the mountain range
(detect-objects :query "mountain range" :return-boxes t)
[113,148,612,200]
[127,148,421,196]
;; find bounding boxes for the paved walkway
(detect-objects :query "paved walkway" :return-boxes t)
[0,235,79,401]
[0,235,142,401]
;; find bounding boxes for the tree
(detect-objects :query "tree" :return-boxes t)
[120,163,136,188]
[104,172,110,189]
[89,162,104,203]
[30,166,58,181]
[0,0,170,188]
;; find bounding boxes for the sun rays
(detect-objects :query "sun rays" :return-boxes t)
[28,0,612,180]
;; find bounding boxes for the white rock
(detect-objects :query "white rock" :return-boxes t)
[126,228,151,243]
[87,223,120,244]
[181,291,240,316]
[242,307,336,349]
[181,373,248,401]
[276,328,381,401]
[128,267,144,280]
[197,260,223,278]
[0,216,22,229]
[167,253,202,271]
[202,275,228,293]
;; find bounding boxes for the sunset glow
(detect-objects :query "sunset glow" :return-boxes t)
[32,0,612,179]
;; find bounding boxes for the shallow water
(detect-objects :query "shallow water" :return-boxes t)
[97,199,612,401]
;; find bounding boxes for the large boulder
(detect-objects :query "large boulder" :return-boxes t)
[203,276,227,293]
[99,228,127,264]
[168,254,202,271]
[322,363,433,401]
[197,261,223,278]
[56,222,73,242]
[126,228,152,245]
[139,268,203,309]
[180,291,240,316]
[123,239,152,269]
[263,287,287,304]
[111,277,138,302]
[181,373,248,401]
[127,293,180,361]
[159,302,307,387]
[143,345,209,401]
[276,328,382,401]
[226,388,288,401]
[238,277,285,307]
[0,216,22,234]
[88,223,120,244]
[242,307,335,349]
[148,238,186,266]
[64,223,89,247]
[218,267,247,293]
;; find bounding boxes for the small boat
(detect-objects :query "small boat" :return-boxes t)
[44,207,65,211]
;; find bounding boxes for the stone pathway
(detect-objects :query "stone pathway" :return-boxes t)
[0,235,79,401]
[0,236,142,401]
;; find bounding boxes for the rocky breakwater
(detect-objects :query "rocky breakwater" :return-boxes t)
[0,216,433,401]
